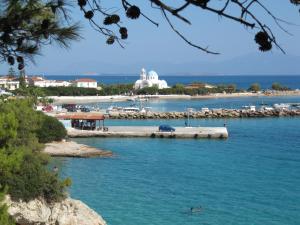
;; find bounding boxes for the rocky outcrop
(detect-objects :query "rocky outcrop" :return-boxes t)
[105,109,300,120]
[44,141,113,158]
[5,196,106,225]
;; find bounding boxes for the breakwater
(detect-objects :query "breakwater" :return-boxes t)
[106,109,300,119]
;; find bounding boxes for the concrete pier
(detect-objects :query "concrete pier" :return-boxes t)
[67,126,228,139]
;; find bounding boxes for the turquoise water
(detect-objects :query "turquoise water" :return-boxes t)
[61,117,300,225]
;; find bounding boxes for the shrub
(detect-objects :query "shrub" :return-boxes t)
[0,99,70,204]
[248,83,261,92]
[5,151,67,202]
[0,187,15,225]
[36,114,67,143]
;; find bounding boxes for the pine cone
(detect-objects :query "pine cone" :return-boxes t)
[119,27,127,35]
[126,5,140,19]
[41,19,50,30]
[85,11,94,19]
[103,16,113,25]
[106,36,115,45]
[78,0,86,7]
[17,56,24,64]
[110,14,120,23]
[8,56,15,65]
[18,63,24,70]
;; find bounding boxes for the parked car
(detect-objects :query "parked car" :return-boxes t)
[158,125,175,132]
[81,107,90,112]
[67,108,77,112]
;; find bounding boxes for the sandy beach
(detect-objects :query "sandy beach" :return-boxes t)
[49,90,300,104]
[44,140,113,158]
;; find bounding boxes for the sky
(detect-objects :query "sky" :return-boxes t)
[0,1,300,75]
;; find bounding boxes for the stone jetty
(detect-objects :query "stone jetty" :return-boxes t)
[67,126,228,139]
[106,109,300,119]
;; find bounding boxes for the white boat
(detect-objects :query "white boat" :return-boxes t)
[106,106,123,113]
[260,106,274,111]
[273,103,290,110]
[122,107,140,113]
[242,105,256,111]
[201,107,209,113]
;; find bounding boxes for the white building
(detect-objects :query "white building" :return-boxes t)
[73,78,97,88]
[29,76,71,87]
[0,76,20,90]
[134,68,168,90]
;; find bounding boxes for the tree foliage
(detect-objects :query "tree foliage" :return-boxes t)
[36,113,67,143]
[0,186,15,225]
[0,99,69,207]
[271,82,290,91]
[0,0,80,68]
[248,83,261,92]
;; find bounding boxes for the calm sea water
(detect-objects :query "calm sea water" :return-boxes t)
[54,75,300,224]
[60,117,300,225]
[45,75,300,90]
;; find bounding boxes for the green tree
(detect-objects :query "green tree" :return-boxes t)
[227,84,237,93]
[248,83,261,92]
[0,0,80,69]
[0,187,15,225]
[36,114,67,143]
[0,99,70,203]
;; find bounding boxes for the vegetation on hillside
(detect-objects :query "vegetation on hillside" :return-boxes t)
[0,98,69,222]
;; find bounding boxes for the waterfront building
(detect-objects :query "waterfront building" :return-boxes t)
[73,78,97,89]
[0,76,20,90]
[134,68,168,90]
[29,76,71,87]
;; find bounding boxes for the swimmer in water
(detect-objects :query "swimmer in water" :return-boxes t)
[190,206,202,213]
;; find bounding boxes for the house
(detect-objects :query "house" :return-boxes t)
[0,76,20,90]
[134,68,168,90]
[73,78,97,88]
[28,76,71,87]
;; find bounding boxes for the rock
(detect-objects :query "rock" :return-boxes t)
[5,196,106,225]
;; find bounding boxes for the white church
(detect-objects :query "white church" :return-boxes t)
[134,68,168,90]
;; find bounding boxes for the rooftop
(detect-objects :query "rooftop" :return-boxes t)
[75,78,97,83]
[56,113,105,120]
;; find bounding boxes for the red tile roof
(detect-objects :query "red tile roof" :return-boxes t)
[75,78,97,83]
[56,113,105,120]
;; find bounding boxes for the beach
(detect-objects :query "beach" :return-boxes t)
[49,90,300,104]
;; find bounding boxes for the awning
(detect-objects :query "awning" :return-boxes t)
[56,113,105,120]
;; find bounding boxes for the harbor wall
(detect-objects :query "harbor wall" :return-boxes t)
[105,109,300,119]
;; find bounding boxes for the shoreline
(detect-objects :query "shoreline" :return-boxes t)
[44,140,113,158]
[49,90,300,104]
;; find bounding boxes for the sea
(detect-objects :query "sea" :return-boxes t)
[53,75,300,225]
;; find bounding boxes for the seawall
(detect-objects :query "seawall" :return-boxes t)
[106,109,300,119]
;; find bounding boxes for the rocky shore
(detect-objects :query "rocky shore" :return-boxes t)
[5,196,106,225]
[44,141,113,158]
[106,108,300,119]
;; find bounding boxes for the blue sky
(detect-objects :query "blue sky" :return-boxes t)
[0,1,300,75]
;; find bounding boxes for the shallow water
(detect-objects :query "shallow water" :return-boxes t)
[61,117,300,225]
